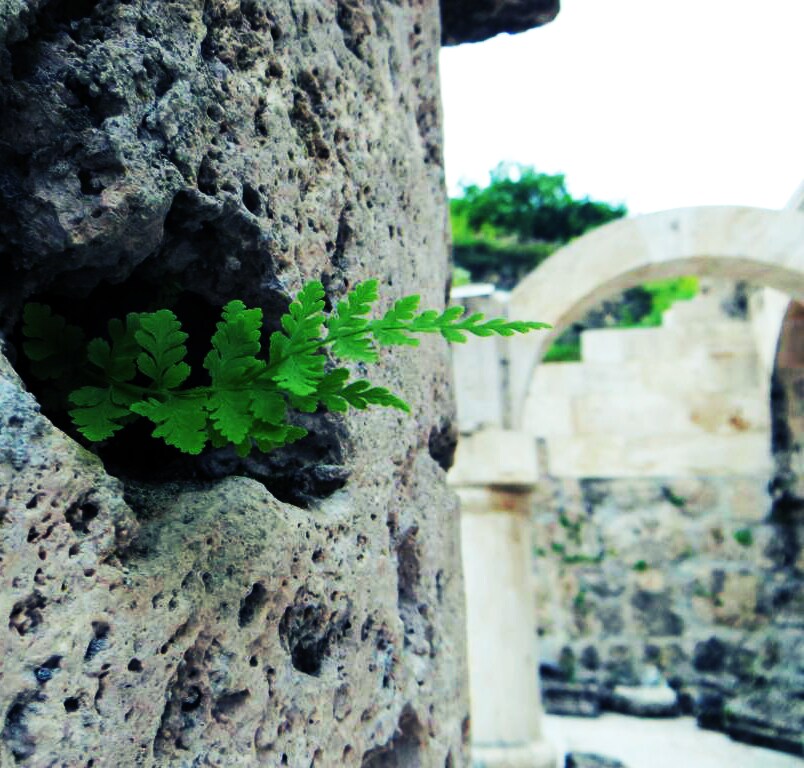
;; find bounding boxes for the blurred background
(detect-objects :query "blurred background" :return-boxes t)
[439,2,804,766]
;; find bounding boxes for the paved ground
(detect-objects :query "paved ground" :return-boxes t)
[543,713,802,768]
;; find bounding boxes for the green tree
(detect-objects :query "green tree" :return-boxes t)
[450,163,626,287]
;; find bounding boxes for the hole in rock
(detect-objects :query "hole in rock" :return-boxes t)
[242,184,262,215]
[180,685,203,712]
[360,704,425,767]
[212,689,250,718]
[238,582,269,627]
[3,691,41,761]
[278,589,352,676]
[84,621,110,660]
[65,498,99,534]
[9,264,351,506]
[9,592,46,635]
[34,655,62,683]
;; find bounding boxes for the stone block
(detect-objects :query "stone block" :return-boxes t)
[545,436,627,478]
[565,752,628,768]
[639,354,761,395]
[621,433,773,477]
[522,393,575,438]
[608,684,680,718]
[725,478,771,522]
[572,392,690,438]
[448,428,539,487]
[452,333,505,433]
[712,572,763,629]
[541,682,602,717]
[724,692,804,756]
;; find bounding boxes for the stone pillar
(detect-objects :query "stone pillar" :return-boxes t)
[450,431,555,768]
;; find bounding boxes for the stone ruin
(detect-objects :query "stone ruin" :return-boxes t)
[529,283,804,755]
[0,2,559,766]
[451,203,804,761]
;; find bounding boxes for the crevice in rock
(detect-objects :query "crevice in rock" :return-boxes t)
[428,421,457,471]
[360,704,426,767]
[2,690,43,763]
[238,582,268,627]
[396,525,420,605]
[278,588,352,676]
[7,240,351,506]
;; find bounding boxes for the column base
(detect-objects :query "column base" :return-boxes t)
[472,740,556,768]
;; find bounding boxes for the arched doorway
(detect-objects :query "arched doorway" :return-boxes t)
[507,206,804,426]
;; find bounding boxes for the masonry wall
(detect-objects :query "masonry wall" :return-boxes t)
[529,290,803,754]
[524,292,772,478]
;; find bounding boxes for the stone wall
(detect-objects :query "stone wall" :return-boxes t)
[530,291,804,755]
[0,1,568,764]
[524,289,772,478]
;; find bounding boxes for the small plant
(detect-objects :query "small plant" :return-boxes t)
[733,528,753,547]
[22,279,548,456]
[632,560,649,572]
[661,486,687,508]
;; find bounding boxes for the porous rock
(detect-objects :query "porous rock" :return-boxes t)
[0,1,471,765]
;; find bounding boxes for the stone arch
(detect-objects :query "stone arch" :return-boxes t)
[507,206,804,425]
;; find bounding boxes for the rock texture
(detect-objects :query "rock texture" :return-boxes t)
[0,1,479,765]
[533,474,803,755]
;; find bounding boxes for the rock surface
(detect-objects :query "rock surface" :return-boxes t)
[607,685,679,719]
[542,681,601,718]
[0,0,509,765]
[441,0,560,45]
[565,752,627,768]
[725,692,804,756]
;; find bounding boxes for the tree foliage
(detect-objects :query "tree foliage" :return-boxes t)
[450,163,627,287]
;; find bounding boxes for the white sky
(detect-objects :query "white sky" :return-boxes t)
[439,0,804,214]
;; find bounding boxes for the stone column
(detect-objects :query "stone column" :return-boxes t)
[449,430,555,768]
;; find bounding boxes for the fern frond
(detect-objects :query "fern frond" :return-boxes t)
[340,380,410,412]
[203,300,265,385]
[22,303,86,380]
[370,302,550,345]
[86,314,141,381]
[325,279,380,361]
[69,386,131,441]
[131,395,208,454]
[268,281,327,396]
[134,310,191,390]
[251,422,307,454]
[206,389,253,444]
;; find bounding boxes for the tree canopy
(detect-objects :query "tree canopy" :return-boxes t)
[449,164,701,362]
[450,164,627,287]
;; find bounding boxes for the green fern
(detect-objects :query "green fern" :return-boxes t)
[22,279,548,455]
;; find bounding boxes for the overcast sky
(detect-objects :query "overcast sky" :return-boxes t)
[439,0,804,214]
